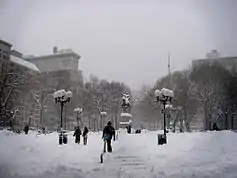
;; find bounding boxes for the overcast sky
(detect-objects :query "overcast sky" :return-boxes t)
[1,0,237,90]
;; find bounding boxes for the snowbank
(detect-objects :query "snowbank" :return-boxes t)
[0,130,237,178]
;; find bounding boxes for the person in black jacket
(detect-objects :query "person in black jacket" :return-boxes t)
[213,123,219,131]
[102,121,115,153]
[82,127,89,145]
[126,125,132,134]
[24,124,29,135]
[73,126,82,144]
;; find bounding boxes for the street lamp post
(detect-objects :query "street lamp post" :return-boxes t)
[53,89,72,145]
[155,88,174,145]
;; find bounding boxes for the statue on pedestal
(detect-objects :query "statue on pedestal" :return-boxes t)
[120,92,132,129]
[121,93,131,113]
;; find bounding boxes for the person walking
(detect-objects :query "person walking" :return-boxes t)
[102,121,115,153]
[126,124,132,134]
[24,124,29,135]
[73,126,82,144]
[82,127,89,145]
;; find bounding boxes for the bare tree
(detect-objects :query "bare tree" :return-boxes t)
[0,61,28,126]
[190,63,231,130]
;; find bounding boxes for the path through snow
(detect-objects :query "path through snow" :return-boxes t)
[0,130,237,178]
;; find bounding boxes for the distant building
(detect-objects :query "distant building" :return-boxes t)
[192,50,237,72]
[24,47,81,72]
[1,41,85,129]
[206,49,220,59]
[24,47,84,129]
[24,47,83,84]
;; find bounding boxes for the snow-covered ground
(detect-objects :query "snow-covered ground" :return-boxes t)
[0,130,237,178]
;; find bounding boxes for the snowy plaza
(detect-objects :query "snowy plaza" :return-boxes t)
[1,130,237,178]
[1,2,237,178]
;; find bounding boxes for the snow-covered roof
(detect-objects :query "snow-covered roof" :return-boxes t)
[24,50,80,60]
[121,113,133,117]
[165,104,173,109]
[119,122,130,125]
[10,55,40,72]
[100,111,107,116]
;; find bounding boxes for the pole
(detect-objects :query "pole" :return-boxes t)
[60,102,63,129]
[163,102,166,136]
[100,114,103,131]
[167,53,171,129]
[168,53,171,88]
[231,113,234,130]
[64,105,67,130]
[80,113,83,129]
[225,111,228,130]
[77,113,79,125]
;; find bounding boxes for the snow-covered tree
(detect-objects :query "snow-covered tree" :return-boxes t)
[190,63,232,130]
[0,60,39,128]
[82,77,130,130]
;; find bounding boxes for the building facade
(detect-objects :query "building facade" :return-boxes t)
[1,41,84,129]
[0,39,11,60]
[24,47,84,130]
[25,47,81,71]
[192,50,237,72]
[0,39,40,128]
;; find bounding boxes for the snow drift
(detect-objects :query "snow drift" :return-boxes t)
[0,130,237,178]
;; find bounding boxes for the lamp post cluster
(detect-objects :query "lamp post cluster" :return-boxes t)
[155,88,174,145]
[53,89,72,145]
[74,108,82,126]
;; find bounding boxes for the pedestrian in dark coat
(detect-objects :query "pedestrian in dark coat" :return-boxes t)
[24,124,29,135]
[73,126,82,144]
[213,123,219,131]
[126,125,131,134]
[82,127,89,145]
[102,121,115,153]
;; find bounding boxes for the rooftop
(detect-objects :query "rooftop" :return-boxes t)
[0,39,12,47]
[10,55,40,72]
[24,48,80,61]
[194,56,237,61]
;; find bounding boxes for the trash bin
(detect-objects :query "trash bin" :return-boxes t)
[63,134,68,144]
[59,133,63,145]
[135,129,141,134]
[158,134,167,145]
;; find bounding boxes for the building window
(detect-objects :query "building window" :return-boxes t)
[0,49,2,59]
[10,63,14,67]
[9,63,15,73]
[62,59,70,69]
[2,51,9,60]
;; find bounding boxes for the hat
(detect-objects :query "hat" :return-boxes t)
[107,121,112,126]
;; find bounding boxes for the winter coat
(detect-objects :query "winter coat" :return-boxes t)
[24,125,29,132]
[82,127,89,137]
[126,125,131,134]
[73,128,82,137]
[102,125,115,141]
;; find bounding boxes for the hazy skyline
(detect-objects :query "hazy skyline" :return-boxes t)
[1,0,237,90]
